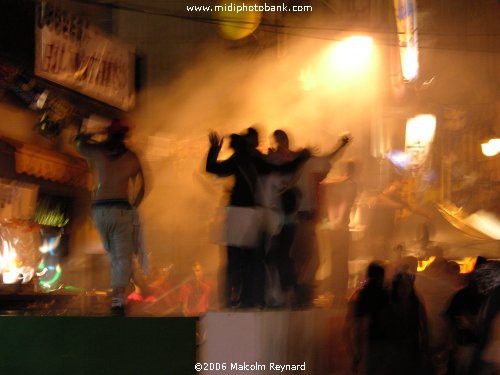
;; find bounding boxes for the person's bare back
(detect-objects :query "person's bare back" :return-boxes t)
[76,129,144,206]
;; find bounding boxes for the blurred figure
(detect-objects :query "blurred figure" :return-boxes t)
[367,179,431,261]
[348,261,390,375]
[399,255,419,275]
[206,131,308,308]
[179,262,214,316]
[245,126,264,157]
[256,129,299,210]
[321,160,357,304]
[446,261,463,288]
[127,265,180,316]
[415,253,461,374]
[446,260,500,375]
[445,259,488,375]
[76,119,146,317]
[469,261,500,375]
[265,187,301,307]
[289,133,351,307]
[388,272,430,375]
[256,129,300,307]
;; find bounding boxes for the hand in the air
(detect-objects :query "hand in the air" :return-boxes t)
[208,131,223,151]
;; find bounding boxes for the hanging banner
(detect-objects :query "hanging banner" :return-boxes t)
[393,0,419,81]
[34,0,135,111]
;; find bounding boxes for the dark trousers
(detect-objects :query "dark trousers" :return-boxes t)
[327,228,351,302]
[266,223,297,291]
[226,243,265,308]
[291,213,320,307]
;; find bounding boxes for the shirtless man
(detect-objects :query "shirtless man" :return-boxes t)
[76,119,145,316]
[321,161,357,303]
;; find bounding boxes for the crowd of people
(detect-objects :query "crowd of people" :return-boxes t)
[203,125,499,375]
[205,126,351,309]
[344,257,499,375]
[74,119,498,375]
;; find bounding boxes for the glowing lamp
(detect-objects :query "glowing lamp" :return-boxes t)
[405,114,436,170]
[406,114,436,146]
[401,45,419,81]
[214,0,262,40]
[481,138,500,157]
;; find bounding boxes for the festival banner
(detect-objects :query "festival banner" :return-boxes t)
[34,0,135,111]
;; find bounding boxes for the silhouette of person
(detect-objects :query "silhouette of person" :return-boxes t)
[76,119,146,316]
[289,133,351,306]
[350,261,390,375]
[206,130,309,308]
[388,272,430,375]
[321,160,357,304]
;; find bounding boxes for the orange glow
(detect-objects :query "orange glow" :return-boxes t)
[0,240,35,284]
[417,256,435,272]
[299,36,377,92]
[455,257,477,274]
[328,36,374,71]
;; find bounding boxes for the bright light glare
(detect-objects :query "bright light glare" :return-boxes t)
[299,36,378,93]
[401,45,419,81]
[405,114,436,148]
[0,240,35,284]
[329,36,374,70]
[39,235,61,254]
[405,114,436,170]
[481,138,500,157]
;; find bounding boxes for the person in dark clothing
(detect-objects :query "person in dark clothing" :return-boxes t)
[469,261,500,375]
[388,272,430,375]
[446,259,499,375]
[265,187,301,307]
[349,261,391,375]
[206,131,309,308]
[445,261,487,375]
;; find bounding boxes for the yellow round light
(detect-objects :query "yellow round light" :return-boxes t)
[213,0,262,40]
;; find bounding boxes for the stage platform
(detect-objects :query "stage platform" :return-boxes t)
[0,315,197,375]
[199,309,349,375]
[0,309,349,375]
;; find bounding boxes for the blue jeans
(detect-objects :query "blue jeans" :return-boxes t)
[91,206,147,288]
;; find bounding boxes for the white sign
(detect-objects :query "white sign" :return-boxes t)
[35,1,135,111]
